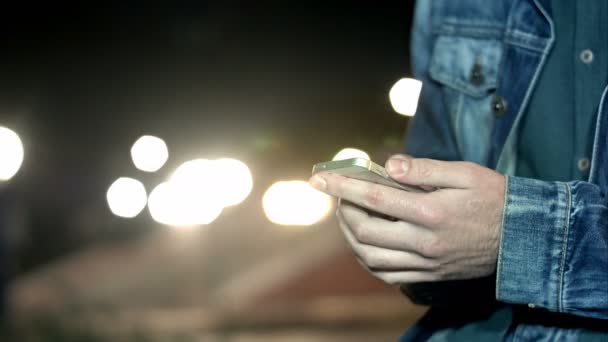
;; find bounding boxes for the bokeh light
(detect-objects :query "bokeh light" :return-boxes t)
[332,148,370,161]
[214,158,253,206]
[262,180,332,226]
[171,158,253,207]
[0,126,24,181]
[130,135,169,172]
[389,78,422,116]
[147,181,223,227]
[106,177,148,218]
[170,159,216,189]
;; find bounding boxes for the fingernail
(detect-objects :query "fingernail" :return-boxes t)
[309,175,327,191]
[387,159,409,176]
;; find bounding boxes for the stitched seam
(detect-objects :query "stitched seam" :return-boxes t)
[558,182,572,312]
[588,85,608,183]
[503,30,550,53]
[434,23,504,39]
[429,71,495,98]
[503,36,546,53]
[495,175,510,300]
[442,18,505,29]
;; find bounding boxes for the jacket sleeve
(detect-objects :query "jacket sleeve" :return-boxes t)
[497,176,608,319]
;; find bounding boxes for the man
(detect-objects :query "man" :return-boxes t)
[310,0,607,340]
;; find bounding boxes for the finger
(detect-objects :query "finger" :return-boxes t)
[385,155,478,189]
[312,172,434,225]
[371,270,439,285]
[339,201,432,254]
[337,210,435,271]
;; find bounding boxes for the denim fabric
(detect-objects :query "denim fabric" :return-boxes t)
[403,0,608,340]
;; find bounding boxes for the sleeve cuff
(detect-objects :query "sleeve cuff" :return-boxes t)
[496,175,571,311]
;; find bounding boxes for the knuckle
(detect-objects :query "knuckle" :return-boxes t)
[365,255,382,269]
[363,186,384,208]
[425,258,442,272]
[459,162,483,183]
[431,264,447,279]
[358,248,374,266]
[350,221,369,243]
[412,159,434,180]
[416,235,444,258]
[417,201,445,226]
[465,198,483,212]
[366,252,390,269]
[335,177,347,195]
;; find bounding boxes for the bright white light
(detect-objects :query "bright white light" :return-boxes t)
[332,148,370,161]
[147,157,252,227]
[170,158,218,204]
[263,180,332,226]
[214,158,253,206]
[106,177,147,218]
[389,78,422,116]
[148,181,223,227]
[147,182,177,225]
[171,158,253,207]
[130,135,169,172]
[171,158,215,185]
[0,126,24,181]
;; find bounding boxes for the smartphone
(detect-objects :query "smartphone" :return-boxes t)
[312,158,424,192]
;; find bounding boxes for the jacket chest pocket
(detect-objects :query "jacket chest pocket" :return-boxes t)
[429,35,503,165]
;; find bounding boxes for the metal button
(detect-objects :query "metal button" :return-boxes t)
[491,95,507,117]
[528,303,536,309]
[469,62,485,86]
[578,158,590,172]
[579,49,594,64]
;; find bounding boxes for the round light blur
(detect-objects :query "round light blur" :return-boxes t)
[130,135,169,172]
[389,78,422,116]
[170,159,217,201]
[106,177,147,218]
[262,180,332,226]
[0,126,24,181]
[214,158,253,206]
[171,158,253,207]
[332,148,370,161]
[148,181,223,227]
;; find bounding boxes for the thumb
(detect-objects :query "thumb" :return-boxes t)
[385,155,475,189]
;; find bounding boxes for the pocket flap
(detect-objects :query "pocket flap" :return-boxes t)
[429,35,502,97]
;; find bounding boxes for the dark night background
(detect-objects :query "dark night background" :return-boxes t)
[0,2,420,340]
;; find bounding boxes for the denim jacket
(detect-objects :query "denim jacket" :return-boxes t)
[404,0,608,339]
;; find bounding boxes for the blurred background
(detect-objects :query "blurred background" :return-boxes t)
[0,1,426,341]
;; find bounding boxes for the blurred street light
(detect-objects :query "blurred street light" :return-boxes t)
[333,148,370,161]
[171,158,253,207]
[147,182,178,226]
[106,177,147,218]
[213,158,253,206]
[0,126,24,181]
[147,157,252,227]
[262,180,332,226]
[389,78,422,116]
[130,135,169,172]
[147,181,223,227]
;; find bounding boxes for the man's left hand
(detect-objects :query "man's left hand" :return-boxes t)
[309,155,506,285]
